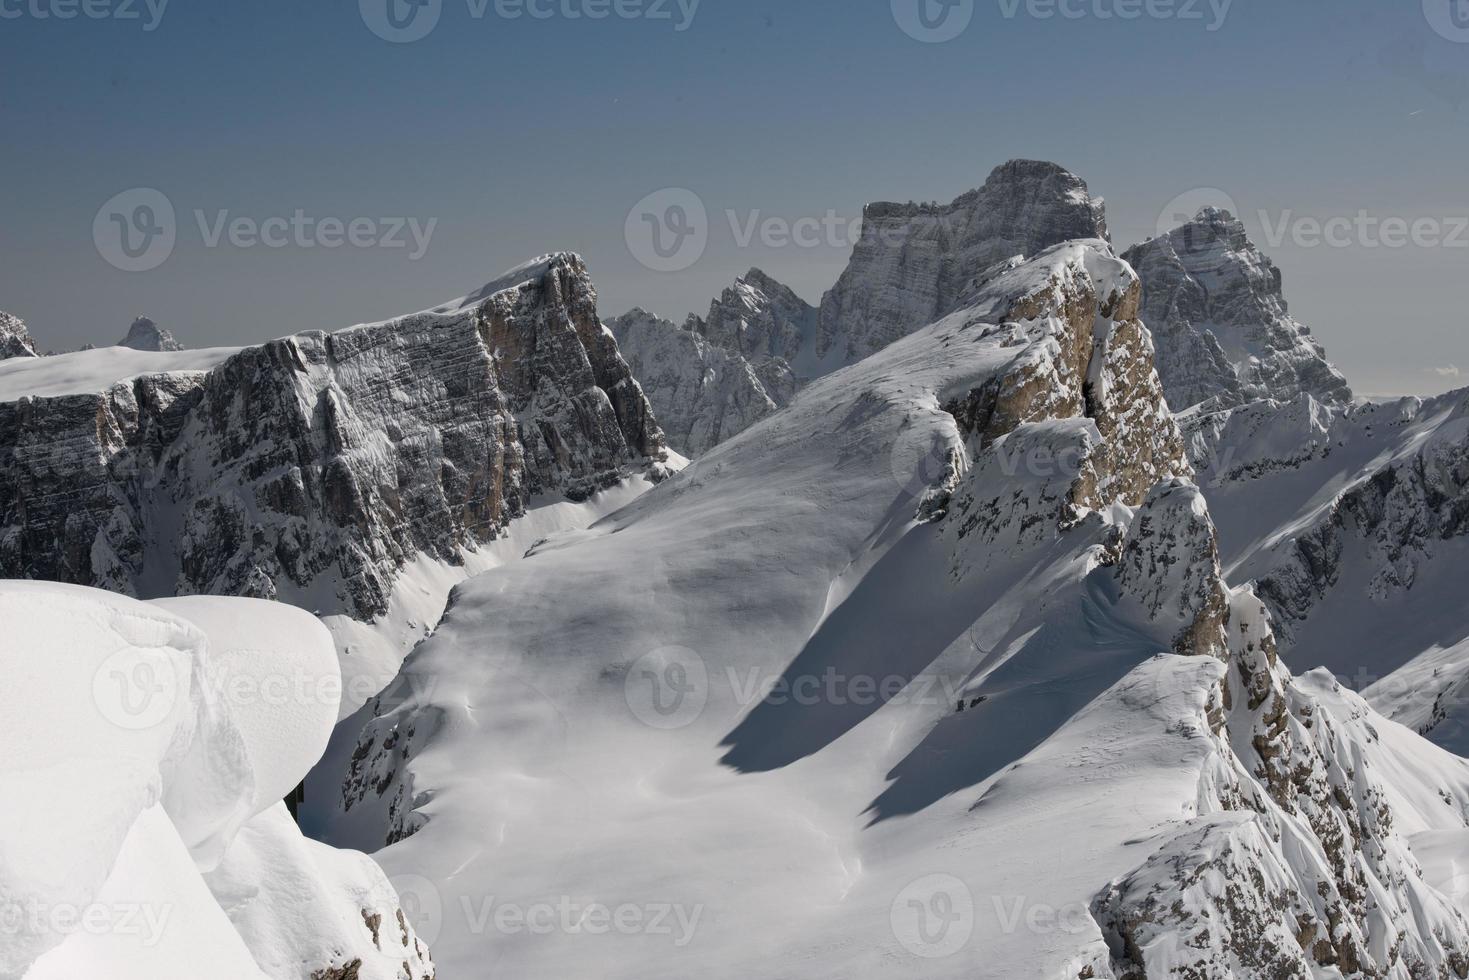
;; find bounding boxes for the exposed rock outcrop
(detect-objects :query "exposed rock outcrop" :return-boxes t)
[0,253,670,621]
[1124,208,1353,412]
[608,305,797,457]
[939,241,1191,569]
[118,315,184,352]
[0,310,39,360]
[817,159,1109,367]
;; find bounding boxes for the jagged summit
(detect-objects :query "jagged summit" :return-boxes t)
[432,251,585,315]
[0,310,39,360]
[118,315,184,352]
[817,159,1108,367]
[1124,207,1353,411]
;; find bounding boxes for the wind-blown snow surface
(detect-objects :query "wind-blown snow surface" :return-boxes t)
[316,242,1469,978]
[0,582,432,979]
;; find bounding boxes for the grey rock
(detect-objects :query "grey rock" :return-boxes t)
[816,159,1108,366]
[118,315,185,352]
[0,253,670,621]
[1124,208,1353,411]
[608,307,796,458]
[0,311,39,360]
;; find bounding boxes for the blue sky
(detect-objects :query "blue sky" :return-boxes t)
[2,0,1467,395]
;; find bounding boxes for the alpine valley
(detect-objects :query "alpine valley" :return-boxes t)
[6,161,1469,980]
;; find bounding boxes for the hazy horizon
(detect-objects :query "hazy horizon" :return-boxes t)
[4,0,1467,397]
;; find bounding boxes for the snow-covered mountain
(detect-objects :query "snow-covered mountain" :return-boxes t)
[1186,386,1469,754]
[312,239,1469,979]
[1123,208,1353,412]
[607,302,798,457]
[0,253,673,710]
[0,311,38,360]
[118,315,185,352]
[615,160,1110,457]
[1,582,434,979]
[816,159,1108,368]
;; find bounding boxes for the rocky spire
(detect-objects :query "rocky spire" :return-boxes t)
[816,159,1109,365]
[1123,208,1353,411]
[0,311,39,360]
[118,315,184,352]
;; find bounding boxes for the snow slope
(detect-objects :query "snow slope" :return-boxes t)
[1188,387,1469,753]
[0,582,433,979]
[315,241,1469,978]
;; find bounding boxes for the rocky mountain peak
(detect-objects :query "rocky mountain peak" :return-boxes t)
[0,255,670,627]
[0,310,39,360]
[1124,207,1352,411]
[118,315,184,352]
[816,159,1108,367]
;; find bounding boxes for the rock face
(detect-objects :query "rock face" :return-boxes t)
[0,253,670,621]
[1123,208,1353,411]
[816,159,1109,367]
[0,310,39,360]
[939,241,1191,566]
[698,268,818,367]
[608,306,796,457]
[329,236,1469,980]
[118,315,184,352]
[618,162,1111,458]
